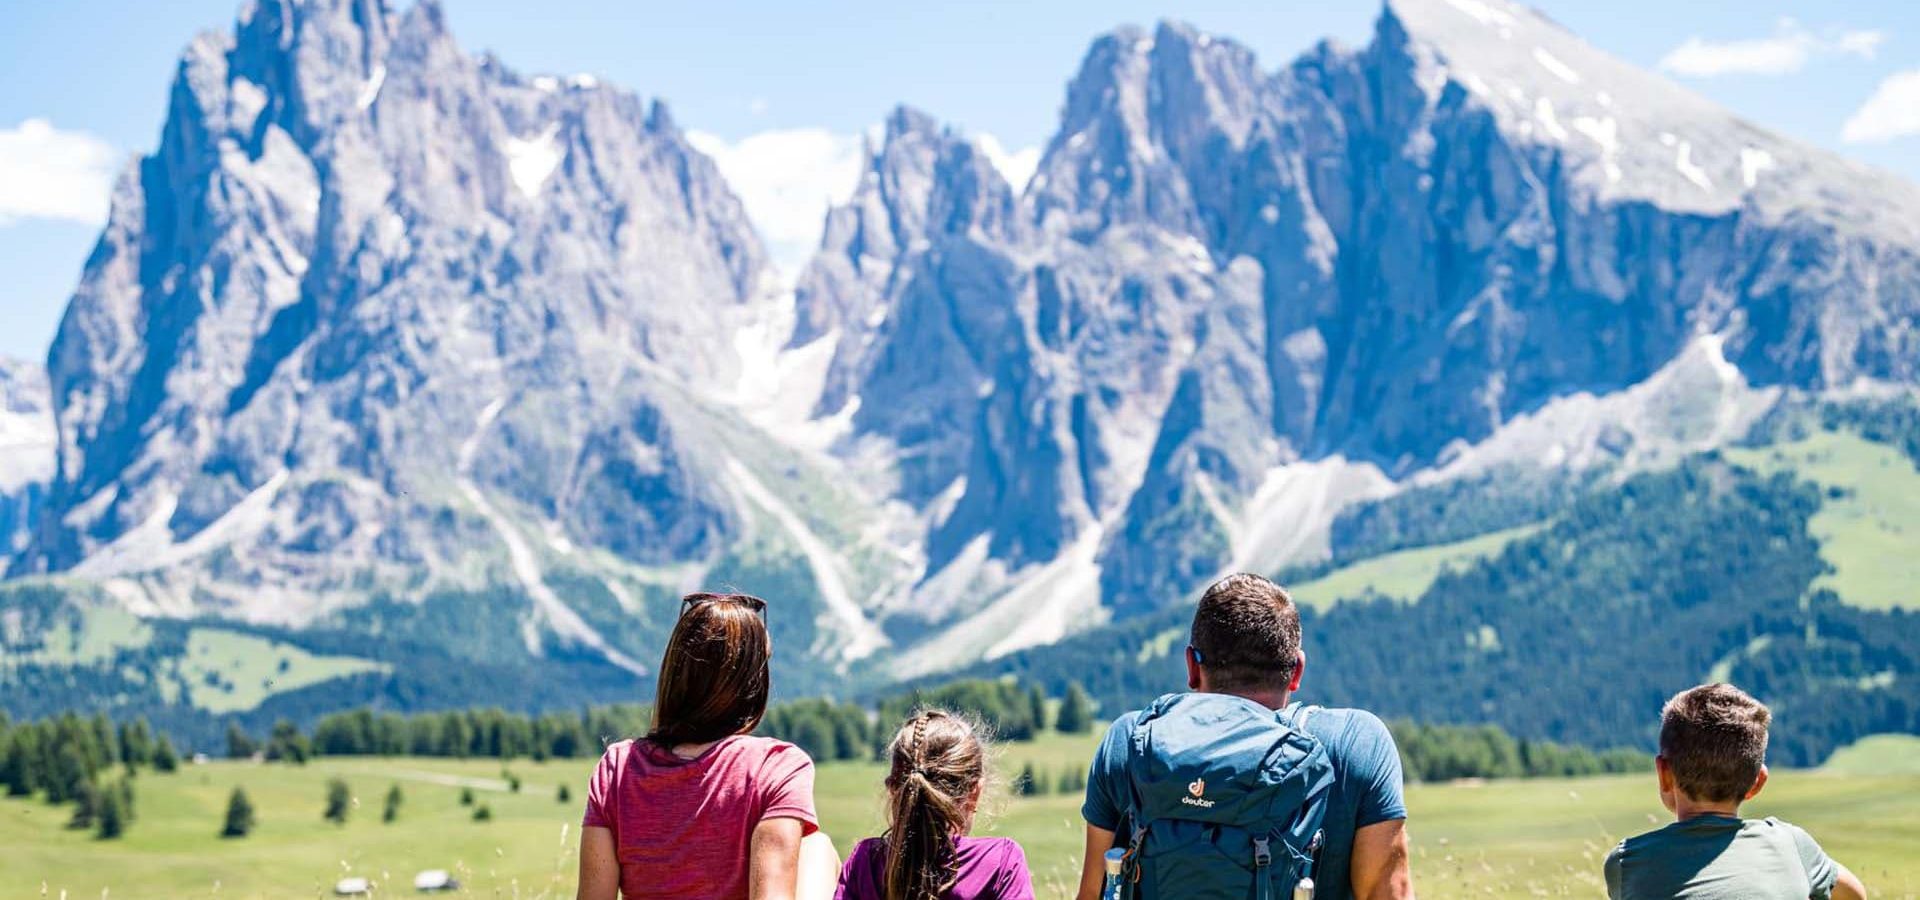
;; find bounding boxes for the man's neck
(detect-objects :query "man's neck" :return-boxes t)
[1213,688,1292,710]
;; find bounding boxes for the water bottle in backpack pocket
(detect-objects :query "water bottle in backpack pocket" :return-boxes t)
[1117,694,1334,900]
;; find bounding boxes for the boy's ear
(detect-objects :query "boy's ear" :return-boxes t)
[1744,765,1769,801]
[1287,650,1306,692]
[1186,646,1204,692]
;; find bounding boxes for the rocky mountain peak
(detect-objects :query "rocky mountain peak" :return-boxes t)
[792,103,1013,369]
[7,0,1918,697]
[1028,20,1270,240]
[21,0,773,646]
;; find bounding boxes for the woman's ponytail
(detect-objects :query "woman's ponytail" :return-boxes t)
[882,710,986,900]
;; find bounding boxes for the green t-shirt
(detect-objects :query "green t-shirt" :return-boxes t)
[1605,815,1839,900]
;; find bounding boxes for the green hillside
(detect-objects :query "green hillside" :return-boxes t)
[1727,430,1920,610]
[971,444,1920,766]
[1821,734,1920,777]
[1290,523,1544,607]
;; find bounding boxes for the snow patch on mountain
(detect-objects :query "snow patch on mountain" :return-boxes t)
[504,125,563,198]
[896,524,1108,678]
[724,456,886,661]
[1740,146,1775,188]
[356,63,386,110]
[458,397,647,675]
[1427,334,1779,481]
[1227,460,1397,575]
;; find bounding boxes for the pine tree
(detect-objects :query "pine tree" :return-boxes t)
[0,732,35,796]
[1026,684,1050,735]
[118,719,154,769]
[46,743,90,804]
[832,713,866,761]
[226,723,258,759]
[267,720,310,765]
[152,735,179,773]
[382,783,403,823]
[67,779,99,830]
[557,784,572,804]
[90,713,119,773]
[323,778,351,825]
[1056,683,1093,734]
[96,783,127,839]
[792,715,835,761]
[459,786,475,806]
[221,787,255,838]
[1057,765,1086,794]
[472,803,493,822]
[1015,762,1042,797]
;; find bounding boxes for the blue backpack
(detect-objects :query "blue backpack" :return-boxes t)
[1116,693,1333,900]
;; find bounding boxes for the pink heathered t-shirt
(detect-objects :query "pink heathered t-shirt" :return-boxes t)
[582,734,819,899]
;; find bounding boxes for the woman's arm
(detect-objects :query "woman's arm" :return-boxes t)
[749,816,807,900]
[577,825,620,900]
[798,830,840,900]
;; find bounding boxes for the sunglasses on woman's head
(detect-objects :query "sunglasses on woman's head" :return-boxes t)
[680,592,768,618]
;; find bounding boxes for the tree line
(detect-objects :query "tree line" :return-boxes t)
[0,711,170,840]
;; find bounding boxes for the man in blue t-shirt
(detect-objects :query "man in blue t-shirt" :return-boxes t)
[1074,573,1412,900]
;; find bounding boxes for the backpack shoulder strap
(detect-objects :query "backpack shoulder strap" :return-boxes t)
[1122,709,1154,852]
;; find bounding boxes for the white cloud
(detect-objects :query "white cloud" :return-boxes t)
[747,97,769,116]
[0,119,120,226]
[688,128,865,278]
[1658,19,1883,77]
[975,133,1041,193]
[1842,69,1920,143]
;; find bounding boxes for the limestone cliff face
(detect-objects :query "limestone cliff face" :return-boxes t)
[818,3,1920,616]
[25,0,773,645]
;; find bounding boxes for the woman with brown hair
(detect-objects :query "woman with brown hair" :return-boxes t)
[833,710,1034,900]
[577,592,838,899]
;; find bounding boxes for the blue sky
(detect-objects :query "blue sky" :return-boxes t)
[1,0,1916,362]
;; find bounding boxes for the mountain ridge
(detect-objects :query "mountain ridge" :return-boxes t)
[0,0,1916,752]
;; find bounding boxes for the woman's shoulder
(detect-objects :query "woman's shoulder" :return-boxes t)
[593,738,637,765]
[728,734,816,765]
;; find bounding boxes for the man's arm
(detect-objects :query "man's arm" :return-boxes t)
[1829,861,1866,900]
[576,826,620,900]
[1074,823,1118,900]
[1349,818,1413,900]
[748,816,806,900]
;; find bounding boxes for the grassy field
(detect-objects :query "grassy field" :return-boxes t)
[168,627,389,714]
[9,730,1920,898]
[1819,733,1920,776]
[1727,430,1920,610]
[1289,524,1544,608]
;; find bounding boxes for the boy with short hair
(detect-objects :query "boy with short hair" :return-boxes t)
[1605,684,1867,900]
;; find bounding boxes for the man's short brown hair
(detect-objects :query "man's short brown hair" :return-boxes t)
[1190,573,1301,694]
[1659,683,1771,803]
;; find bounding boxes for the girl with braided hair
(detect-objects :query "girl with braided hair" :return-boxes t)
[834,710,1035,900]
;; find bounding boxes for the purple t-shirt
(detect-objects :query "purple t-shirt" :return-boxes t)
[834,836,1035,900]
